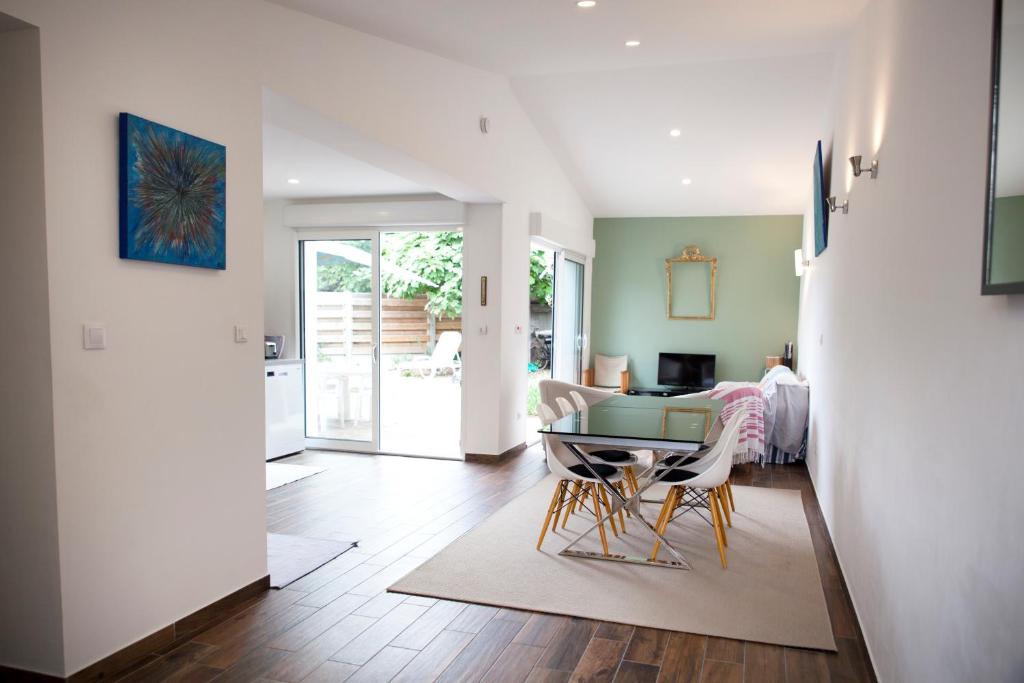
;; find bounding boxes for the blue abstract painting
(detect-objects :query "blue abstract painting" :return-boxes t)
[119,113,226,269]
[813,140,829,257]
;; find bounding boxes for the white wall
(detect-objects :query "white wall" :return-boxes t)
[0,0,592,673]
[0,22,65,676]
[263,199,297,355]
[798,1,1024,681]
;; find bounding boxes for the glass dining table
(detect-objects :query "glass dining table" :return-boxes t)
[539,394,724,570]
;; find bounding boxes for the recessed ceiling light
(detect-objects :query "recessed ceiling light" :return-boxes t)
[669,129,681,137]
[681,178,692,185]
[576,0,597,7]
[287,178,300,184]
[625,40,640,47]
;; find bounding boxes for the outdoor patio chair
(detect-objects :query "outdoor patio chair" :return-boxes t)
[400,331,463,377]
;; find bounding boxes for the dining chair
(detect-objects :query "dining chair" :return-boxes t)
[648,409,747,568]
[541,401,626,534]
[551,387,638,517]
[536,402,624,555]
[567,388,642,495]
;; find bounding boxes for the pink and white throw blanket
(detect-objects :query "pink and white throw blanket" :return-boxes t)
[708,385,766,464]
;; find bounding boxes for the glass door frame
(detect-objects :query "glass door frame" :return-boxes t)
[551,250,587,385]
[298,231,381,454]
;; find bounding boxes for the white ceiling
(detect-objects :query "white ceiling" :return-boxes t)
[270,0,863,77]
[263,123,431,199]
[270,0,867,215]
[513,54,836,216]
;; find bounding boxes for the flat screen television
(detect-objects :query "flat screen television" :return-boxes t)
[657,353,716,389]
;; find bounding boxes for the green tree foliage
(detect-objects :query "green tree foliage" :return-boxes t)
[316,232,553,319]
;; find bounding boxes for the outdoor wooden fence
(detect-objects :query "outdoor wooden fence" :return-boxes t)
[315,292,461,357]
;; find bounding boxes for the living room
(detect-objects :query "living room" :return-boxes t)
[1,2,1022,683]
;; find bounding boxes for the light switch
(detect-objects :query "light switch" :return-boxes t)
[234,325,248,343]
[83,323,106,350]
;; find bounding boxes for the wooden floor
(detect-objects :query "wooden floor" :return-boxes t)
[116,447,876,683]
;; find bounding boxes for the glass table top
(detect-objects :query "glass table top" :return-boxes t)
[540,395,723,444]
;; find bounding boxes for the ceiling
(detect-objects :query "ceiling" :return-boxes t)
[263,124,431,199]
[270,0,867,216]
[271,0,864,77]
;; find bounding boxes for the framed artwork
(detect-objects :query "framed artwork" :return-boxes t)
[119,113,226,269]
[813,140,829,257]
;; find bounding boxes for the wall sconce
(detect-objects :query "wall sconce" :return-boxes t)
[827,196,849,214]
[849,155,878,179]
[794,248,809,277]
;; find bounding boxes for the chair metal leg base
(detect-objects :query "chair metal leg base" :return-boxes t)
[558,548,691,569]
[558,443,696,570]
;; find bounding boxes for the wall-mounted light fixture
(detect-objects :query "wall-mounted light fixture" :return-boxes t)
[827,196,849,214]
[794,249,809,277]
[849,155,878,179]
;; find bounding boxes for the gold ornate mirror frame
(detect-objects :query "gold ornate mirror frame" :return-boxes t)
[660,406,713,439]
[665,245,717,320]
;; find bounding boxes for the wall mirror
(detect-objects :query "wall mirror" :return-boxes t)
[985,0,1024,294]
[665,245,717,320]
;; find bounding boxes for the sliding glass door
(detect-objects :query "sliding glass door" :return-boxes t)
[299,230,463,458]
[552,254,586,384]
[300,236,379,451]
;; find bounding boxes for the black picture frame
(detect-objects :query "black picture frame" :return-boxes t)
[983,0,1024,294]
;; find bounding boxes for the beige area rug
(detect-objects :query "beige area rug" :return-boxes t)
[389,475,836,651]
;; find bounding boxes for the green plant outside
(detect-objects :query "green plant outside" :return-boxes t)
[316,232,552,319]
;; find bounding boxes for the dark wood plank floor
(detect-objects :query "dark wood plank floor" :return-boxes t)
[116,446,876,683]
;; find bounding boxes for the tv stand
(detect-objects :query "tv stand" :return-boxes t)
[627,386,708,397]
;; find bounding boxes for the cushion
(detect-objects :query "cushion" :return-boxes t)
[594,354,628,388]
[655,467,699,483]
[588,449,633,463]
[567,463,618,479]
[660,454,701,468]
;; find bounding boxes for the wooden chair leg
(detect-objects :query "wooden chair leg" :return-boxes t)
[537,480,564,550]
[563,482,582,528]
[649,486,678,561]
[550,480,569,531]
[599,485,619,536]
[725,479,736,512]
[614,481,629,525]
[713,489,729,548]
[588,483,610,556]
[708,488,728,568]
[716,486,732,528]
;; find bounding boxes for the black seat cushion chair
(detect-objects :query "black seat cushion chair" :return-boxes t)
[587,449,633,463]
[654,467,699,483]
[567,463,618,478]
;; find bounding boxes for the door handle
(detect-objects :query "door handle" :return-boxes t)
[371,344,378,365]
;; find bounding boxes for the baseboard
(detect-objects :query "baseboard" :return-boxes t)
[0,666,63,682]
[465,441,527,463]
[805,466,880,683]
[22,574,272,683]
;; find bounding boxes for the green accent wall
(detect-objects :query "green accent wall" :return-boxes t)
[992,195,1024,284]
[591,216,802,385]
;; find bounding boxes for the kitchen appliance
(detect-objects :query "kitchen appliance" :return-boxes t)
[266,360,304,460]
[264,335,284,359]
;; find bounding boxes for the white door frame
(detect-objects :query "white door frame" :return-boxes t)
[296,226,464,459]
[299,231,381,454]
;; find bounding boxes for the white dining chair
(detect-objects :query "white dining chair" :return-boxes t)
[648,409,747,568]
[536,402,624,555]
